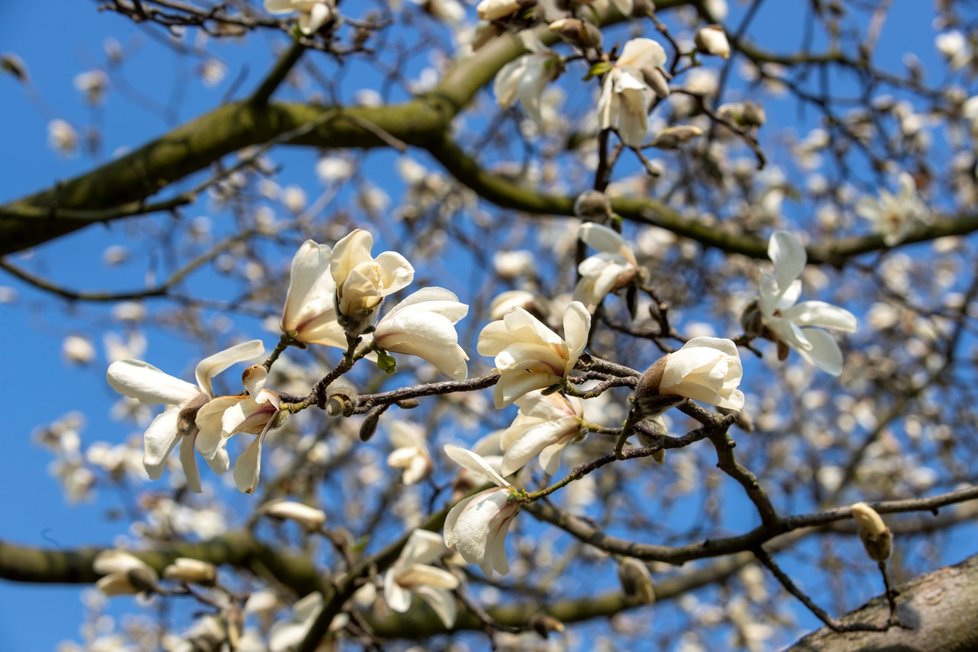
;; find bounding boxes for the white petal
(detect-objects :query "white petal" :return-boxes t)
[416,586,458,628]
[401,530,446,565]
[195,396,243,458]
[143,407,182,479]
[443,445,509,487]
[281,240,335,335]
[797,328,845,376]
[194,340,264,397]
[493,58,524,109]
[562,301,591,371]
[580,223,629,258]
[375,311,468,380]
[107,360,199,405]
[180,431,202,493]
[619,38,666,69]
[384,570,412,612]
[500,419,576,476]
[782,301,858,333]
[375,251,415,296]
[768,231,807,290]
[494,371,559,408]
[234,419,274,494]
[450,489,507,568]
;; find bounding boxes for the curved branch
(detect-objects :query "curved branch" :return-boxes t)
[0,531,324,596]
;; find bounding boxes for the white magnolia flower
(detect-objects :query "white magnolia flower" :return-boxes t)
[695,25,731,59]
[855,172,928,246]
[281,239,345,348]
[443,445,520,575]
[384,529,459,628]
[74,69,108,105]
[195,364,284,494]
[477,0,521,21]
[500,390,585,475]
[259,500,327,530]
[387,421,434,485]
[597,38,668,147]
[48,119,78,155]
[573,223,640,312]
[331,229,414,327]
[268,592,347,652]
[163,558,217,585]
[411,0,465,24]
[264,0,334,35]
[374,287,469,380]
[106,340,264,491]
[494,35,559,127]
[477,301,590,407]
[489,290,541,320]
[63,335,96,365]
[658,337,745,411]
[755,231,858,375]
[93,550,158,596]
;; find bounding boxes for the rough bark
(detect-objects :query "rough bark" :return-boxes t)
[789,554,978,651]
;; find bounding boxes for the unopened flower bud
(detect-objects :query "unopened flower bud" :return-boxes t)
[573,190,613,220]
[851,502,892,561]
[719,101,766,128]
[642,66,671,99]
[260,500,327,531]
[695,25,731,59]
[617,557,655,604]
[163,558,217,585]
[651,125,704,149]
[359,407,383,441]
[549,18,602,49]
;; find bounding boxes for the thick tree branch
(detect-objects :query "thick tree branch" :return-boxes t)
[788,553,978,651]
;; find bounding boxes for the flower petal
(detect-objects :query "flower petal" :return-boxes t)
[797,328,845,376]
[179,431,202,493]
[768,231,807,290]
[443,445,509,487]
[107,360,199,406]
[194,340,265,397]
[562,301,591,371]
[782,301,858,333]
[143,407,182,479]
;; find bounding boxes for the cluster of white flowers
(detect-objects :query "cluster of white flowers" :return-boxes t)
[106,229,469,493]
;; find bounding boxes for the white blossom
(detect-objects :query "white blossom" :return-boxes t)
[494,35,559,127]
[658,337,745,411]
[264,0,334,35]
[387,421,433,485]
[163,558,217,585]
[477,0,521,21]
[443,445,519,575]
[500,390,584,475]
[93,550,158,596]
[331,229,414,327]
[384,529,459,628]
[477,301,590,407]
[106,340,264,491]
[281,239,345,348]
[259,500,327,530]
[573,222,640,312]
[695,25,730,59]
[597,38,668,147]
[754,231,858,375]
[855,172,928,246]
[373,287,469,380]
